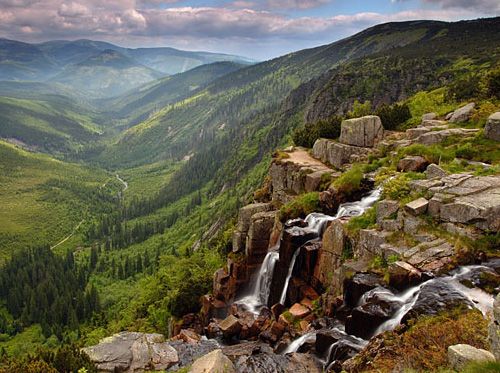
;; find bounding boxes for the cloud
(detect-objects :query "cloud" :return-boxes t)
[0,0,492,58]
[266,0,330,9]
[393,0,500,13]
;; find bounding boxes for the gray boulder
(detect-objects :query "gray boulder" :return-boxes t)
[449,103,475,123]
[415,128,479,145]
[448,344,495,371]
[339,115,384,148]
[485,112,500,141]
[489,294,500,360]
[397,156,428,172]
[425,163,448,179]
[422,112,437,121]
[312,138,370,169]
[405,198,429,215]
[82,332,179,372]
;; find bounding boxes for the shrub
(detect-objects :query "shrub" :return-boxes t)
[382,174,412,200]
[446,73,481,102]
[375,103,411,130]
[346,206,376,234]
[486,67,500,99]
[348,100,372,118]
[279,192,320,220]
[333,165,364,194]
[399,143,455,164]
[292,116,342,148]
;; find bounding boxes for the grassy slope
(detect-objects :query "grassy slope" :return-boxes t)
[0,140,114,261]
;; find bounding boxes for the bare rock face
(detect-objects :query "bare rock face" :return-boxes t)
[82,332,179,372]
[233,203,273,253]
[485,111,500,141]
[189,349,236,373]
[339,115,384,148]
[449,102,475,123]
[447,344,495,371]
[415,128,479,145]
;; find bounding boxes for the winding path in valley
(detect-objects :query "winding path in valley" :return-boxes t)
[50,174,128,250]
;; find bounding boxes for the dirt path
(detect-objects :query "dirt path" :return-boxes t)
[50,219,85,250]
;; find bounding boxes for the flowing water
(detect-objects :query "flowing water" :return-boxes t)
[282,331,317,354]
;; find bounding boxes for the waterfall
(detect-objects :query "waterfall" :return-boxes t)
[282,331,316,354]
[236,249,279,314]
[279,187,382,305]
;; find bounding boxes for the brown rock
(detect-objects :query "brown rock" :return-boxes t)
[219,315,242,339]
[289,303,311,318]
[397,156,428,172]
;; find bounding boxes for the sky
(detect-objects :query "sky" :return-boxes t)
[0,0,499,60]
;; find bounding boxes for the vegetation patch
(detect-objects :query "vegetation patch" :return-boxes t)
[332,165,364,195]
[279,192,320,221]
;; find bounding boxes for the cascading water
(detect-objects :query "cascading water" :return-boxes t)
[282,331,316,354]
[236,248,279,314]
[279,187,382,305]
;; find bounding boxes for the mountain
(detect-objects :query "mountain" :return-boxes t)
[0,38,254,83]
[101,61,246,126]
[49,49,164,98]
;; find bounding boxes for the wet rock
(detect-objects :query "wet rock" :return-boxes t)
[402,280,474,323]
[233,350,321,373]
[271,303,286,320]
[388,261,421,290]
[343,273,383,308]
[425,163,448,179]
[376,200,399,224]
[397,156,428,172]
[316,328,366,366]
[485,112,500,141]
[405,197,428,215]
[219,315,242,339]
[422,112,438,121]
[339,115,384,148]
[260,320,285,343]
[289,303,311,318]
[447,344,495,371]
[82,332,178,372]
[449,102,475,123]
[189,349,236,373]
[489,294,500,360]
[346,287,401,339]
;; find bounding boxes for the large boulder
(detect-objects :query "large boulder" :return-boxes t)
[485,112,500,141]
[447,344,495,371]
[449,103,475,123]
[82,332,178,372]
[313,138,370,169]
[189,349,236,373]
[233,203,273,252]
[246,211,277,262]
[425,163,448,179]
[339,115,384,148]
[397,156,428,172]
[405,197,428,215]
[219,315,242,339]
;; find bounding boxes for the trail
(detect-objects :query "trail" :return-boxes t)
[50,219,84,250]
[116,174,128,191]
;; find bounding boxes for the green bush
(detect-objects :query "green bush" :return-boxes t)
[382,174,412,200]
[333,165,364,194]
[279,192,320,220]
[375,103,411,130]
[292,116,342,148]
[346,206,376,234]
[446,73,481,101]
[399,143,455,164]
[348,100,372,118]
[486,68,500,99]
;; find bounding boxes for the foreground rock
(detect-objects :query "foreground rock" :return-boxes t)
[489,294,500,360]
[82,332,179,372]
[189,349,236,373]
[447,344,495,371]
[485,112,500,141]
[449,102,475,123]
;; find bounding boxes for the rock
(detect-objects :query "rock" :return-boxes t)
[405,198,429,215]
[289,303,311,318]
[416,128,479,145]
[376,200,399,224]
[312,138,371,169]
[316,328,367,365]
[421,119,447,127]
[357,229,392,258]
[271,303,285,320]
[189,349,236,373]
[246,211,277,262]
[422,112,437,121]
[447,344,495,371]
[175,329,201,344]
[82,332,178,372]
[397,156,428,172]
[402,280,474,323]
[233,203,273,252]
[260,320,285,343]
[339,115,384,147]
[343,273,382,308]
[489,294,500,360]
[406,127,432,140]
[388,261,421,290]
[232,350,322,373]
[403,238,454,273]
[449,103,475,123]
[425,163,448,179]
[485,112,500,141]
[219,315,242,339]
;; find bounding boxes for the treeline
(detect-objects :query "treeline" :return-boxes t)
[0,247,100,339]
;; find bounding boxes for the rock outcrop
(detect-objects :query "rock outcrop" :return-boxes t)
[312,138,371,169]
[82,332,179,372]
[485,111,500,141]
[449,102,475,123]
[189,349,236,373]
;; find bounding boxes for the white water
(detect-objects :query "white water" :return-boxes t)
[373,265,495,336]
[236,249,279,314]
[279,187,382,305]
[282,331,316,354]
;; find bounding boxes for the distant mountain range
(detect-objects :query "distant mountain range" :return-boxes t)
[0,38,255,97]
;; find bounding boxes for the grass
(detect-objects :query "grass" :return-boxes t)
[279,192,320,221]
[333,165,364,194]
[349,308,489,372]
[345,207,377,235]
